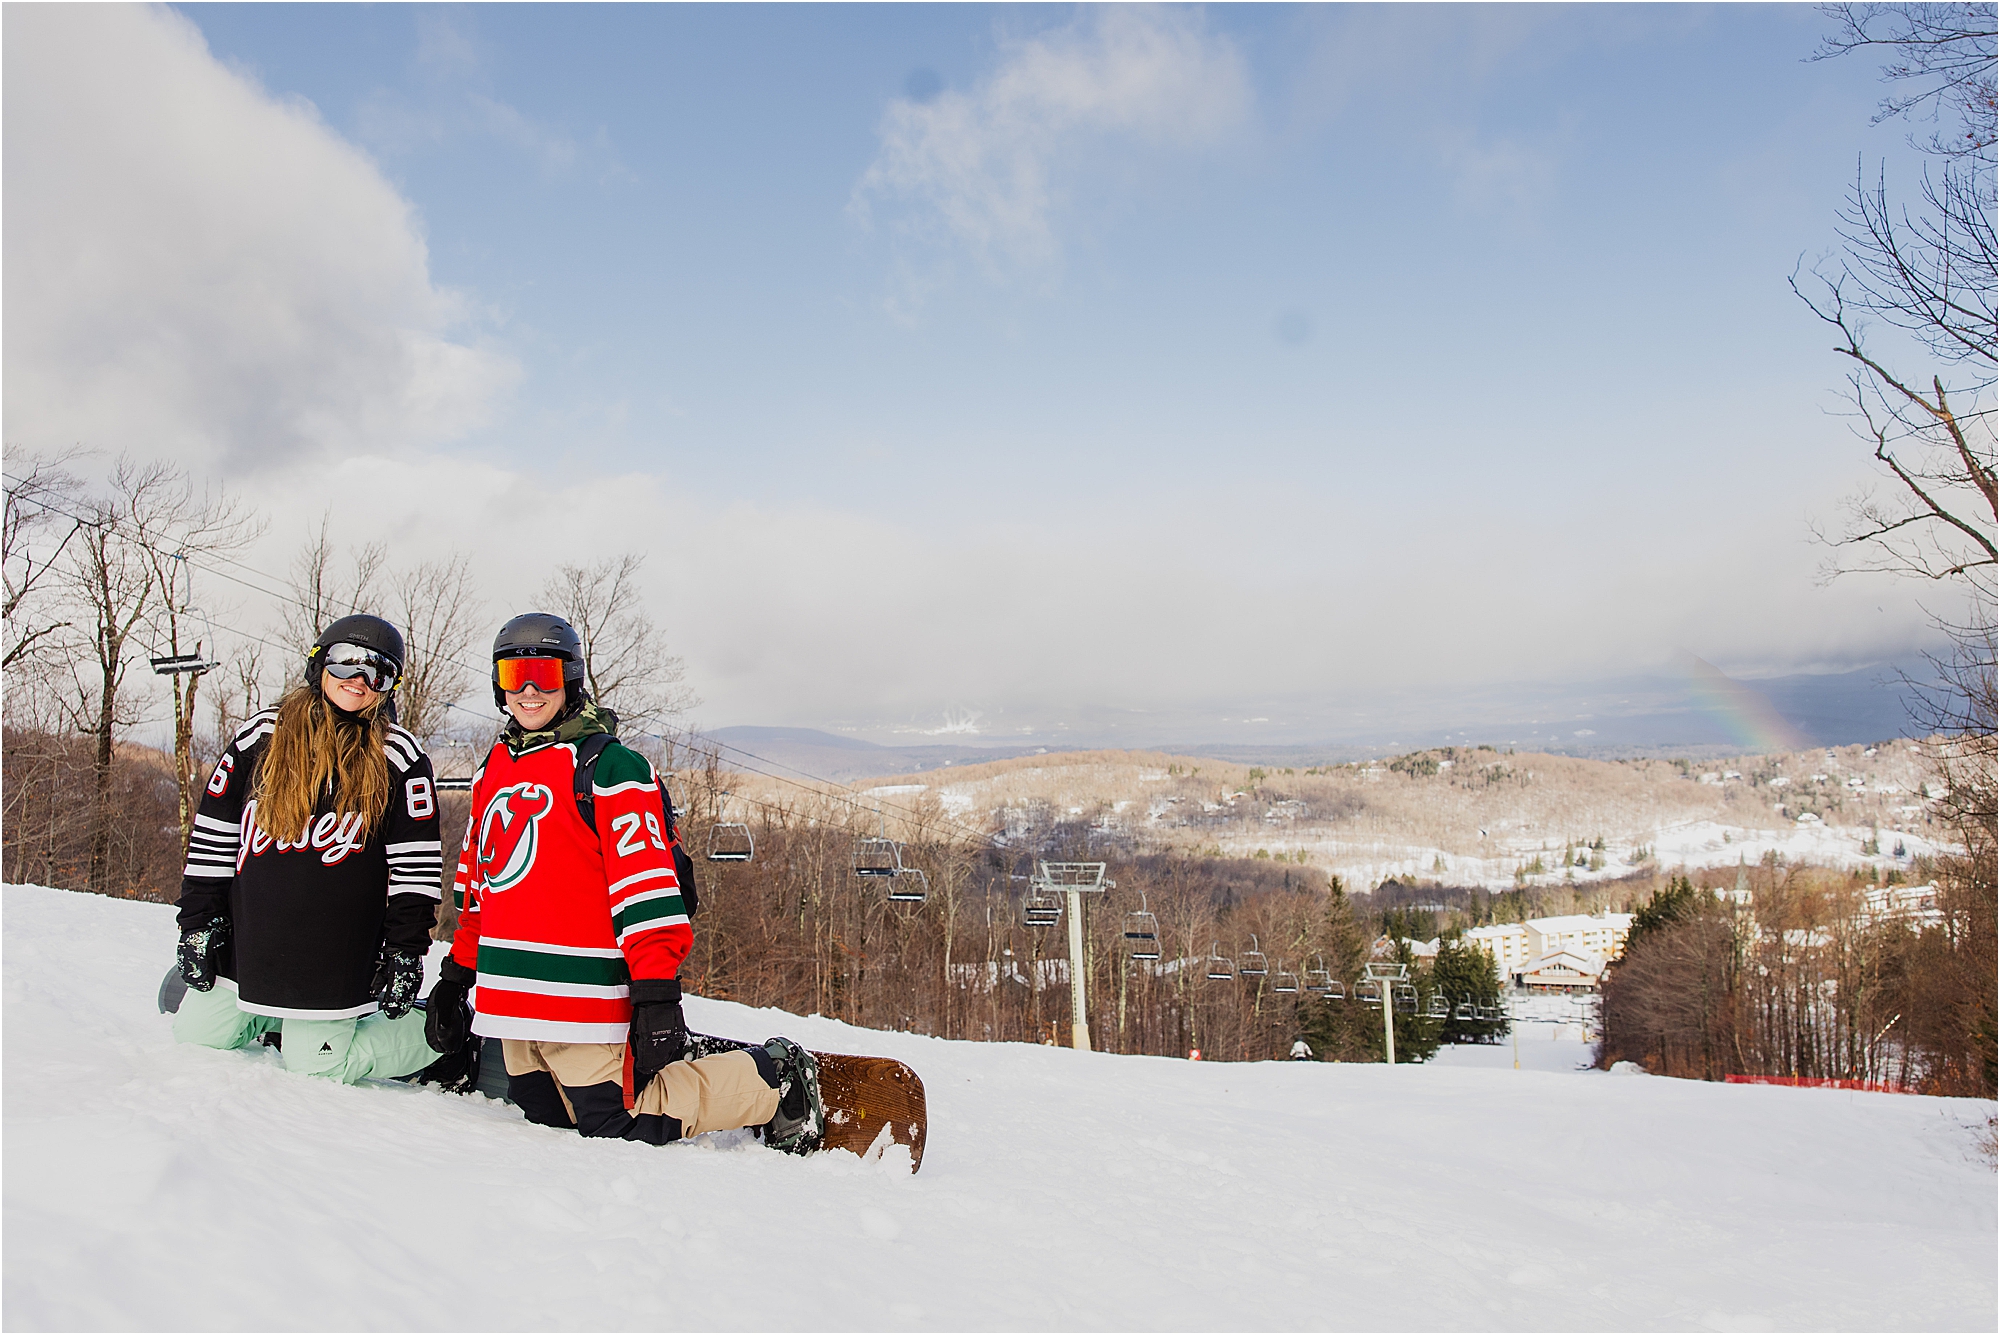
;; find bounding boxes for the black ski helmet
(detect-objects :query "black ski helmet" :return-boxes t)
[305,614,405,690]
[491,612,588,710]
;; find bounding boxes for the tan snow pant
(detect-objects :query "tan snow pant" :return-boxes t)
[502,1040,780,1136]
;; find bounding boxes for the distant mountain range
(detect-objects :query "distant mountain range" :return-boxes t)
[699,726,1057,784]
[701,661,1934,783]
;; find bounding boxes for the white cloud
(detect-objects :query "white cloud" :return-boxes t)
[852,7,1251,275]
[2,3,516,472]
[183,434,1934,749]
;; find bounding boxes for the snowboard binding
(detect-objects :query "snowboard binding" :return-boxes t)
[758,1036,824,1156]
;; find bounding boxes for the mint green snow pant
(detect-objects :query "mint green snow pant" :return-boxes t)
[173,978,435,1084]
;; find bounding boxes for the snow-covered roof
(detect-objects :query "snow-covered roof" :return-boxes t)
[1520,950,1609,980]
[1528,912,1633,934]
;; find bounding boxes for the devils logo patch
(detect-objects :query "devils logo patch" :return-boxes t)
[476,782,556,892]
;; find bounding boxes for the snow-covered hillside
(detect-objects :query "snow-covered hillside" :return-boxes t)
[769,739,1957,895]
[5,884,1993,1331]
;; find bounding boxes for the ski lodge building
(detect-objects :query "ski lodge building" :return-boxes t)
[1463,910,1635,991]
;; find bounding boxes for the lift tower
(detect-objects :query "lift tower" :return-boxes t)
[1032,861,1112,1050]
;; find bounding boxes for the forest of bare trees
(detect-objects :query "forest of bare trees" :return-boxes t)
[1599,849,1994,1096]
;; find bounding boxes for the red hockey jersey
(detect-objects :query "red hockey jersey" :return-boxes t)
[450,719,689,1043]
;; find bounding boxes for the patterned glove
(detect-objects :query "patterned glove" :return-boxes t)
[177,916,230,992]
[373,947,426,1019]
[425,957,476,1055]
[628,978,688,1096]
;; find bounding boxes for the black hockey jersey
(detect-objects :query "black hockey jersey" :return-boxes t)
[176,706,443,1019]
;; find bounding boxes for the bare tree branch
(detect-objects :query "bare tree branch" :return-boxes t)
[533,554,698,736]
[391,554,483,745]
[1814,3,1998,159]
[280,511,385,660]
[2,450,89,670]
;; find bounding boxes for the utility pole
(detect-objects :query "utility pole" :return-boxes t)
[1034,861,1112,1051]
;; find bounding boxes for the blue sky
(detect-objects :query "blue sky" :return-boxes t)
[4,4,1956,742]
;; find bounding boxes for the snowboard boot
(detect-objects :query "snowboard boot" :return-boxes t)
[758,1037,823,1156]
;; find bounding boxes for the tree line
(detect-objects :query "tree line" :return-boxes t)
[1599,850,1994,1097]
[3,450,1515,1063]
[1,448,690,901]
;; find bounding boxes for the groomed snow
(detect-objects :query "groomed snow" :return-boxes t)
[5,884,1994,1331]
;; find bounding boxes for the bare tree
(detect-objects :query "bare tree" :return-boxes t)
[1796,4,1996,593]
[210,642,267,741]
[391,553,484,745]
[280,512,386,658]
[533,554,697,735]
[54,459,186,895]
[2,449,88,674]
[1799,4,1997,904]
[139,482,262,851]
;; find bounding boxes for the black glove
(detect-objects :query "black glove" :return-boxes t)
[177,916,230,992]
[373,946,426,1019]
[629,978,688,1096]
[425,957,476,1056]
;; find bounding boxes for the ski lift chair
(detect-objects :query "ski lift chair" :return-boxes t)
[1205,942,1235,981]
[706,792,754,863]
[853,836,903,878]
[1454,1000,1476,1021]
[1475,1002,1502,1023]
[1425,992,1450,1020]
[1304,957,1333,996]
[1356,979,1382,1007]
[149,606,221,677]
[1326,979,1347,1002]
[1239,934,1269,978]
[887,866,929,903]
[1392,982,1418,1015]
[1272,963,1300,995]
[1021,884,1063,927]
[1123,890,1161,960]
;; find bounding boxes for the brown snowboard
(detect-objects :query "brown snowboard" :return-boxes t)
[812,1052,928,1173]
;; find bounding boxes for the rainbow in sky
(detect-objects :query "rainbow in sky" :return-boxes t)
[1675,651,1809,754]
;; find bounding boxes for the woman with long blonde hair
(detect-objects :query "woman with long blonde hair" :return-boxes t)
[170,615,467,1085]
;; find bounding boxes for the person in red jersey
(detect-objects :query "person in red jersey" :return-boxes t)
[427,613,821,1150]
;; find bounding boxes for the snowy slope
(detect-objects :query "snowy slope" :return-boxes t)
[4,884,1993,1332]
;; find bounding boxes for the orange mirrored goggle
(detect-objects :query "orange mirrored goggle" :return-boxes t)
[495,656,566,694]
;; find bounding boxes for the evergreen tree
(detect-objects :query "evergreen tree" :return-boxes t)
[1627,875,1700,954]
[1389,938,1443,1063]
[1432,937,1507,1045]
[1295,876,1377,1061]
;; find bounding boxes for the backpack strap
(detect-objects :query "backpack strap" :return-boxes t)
[661,786,699,920]
[570,733,618,833]
[569,733,700,920]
